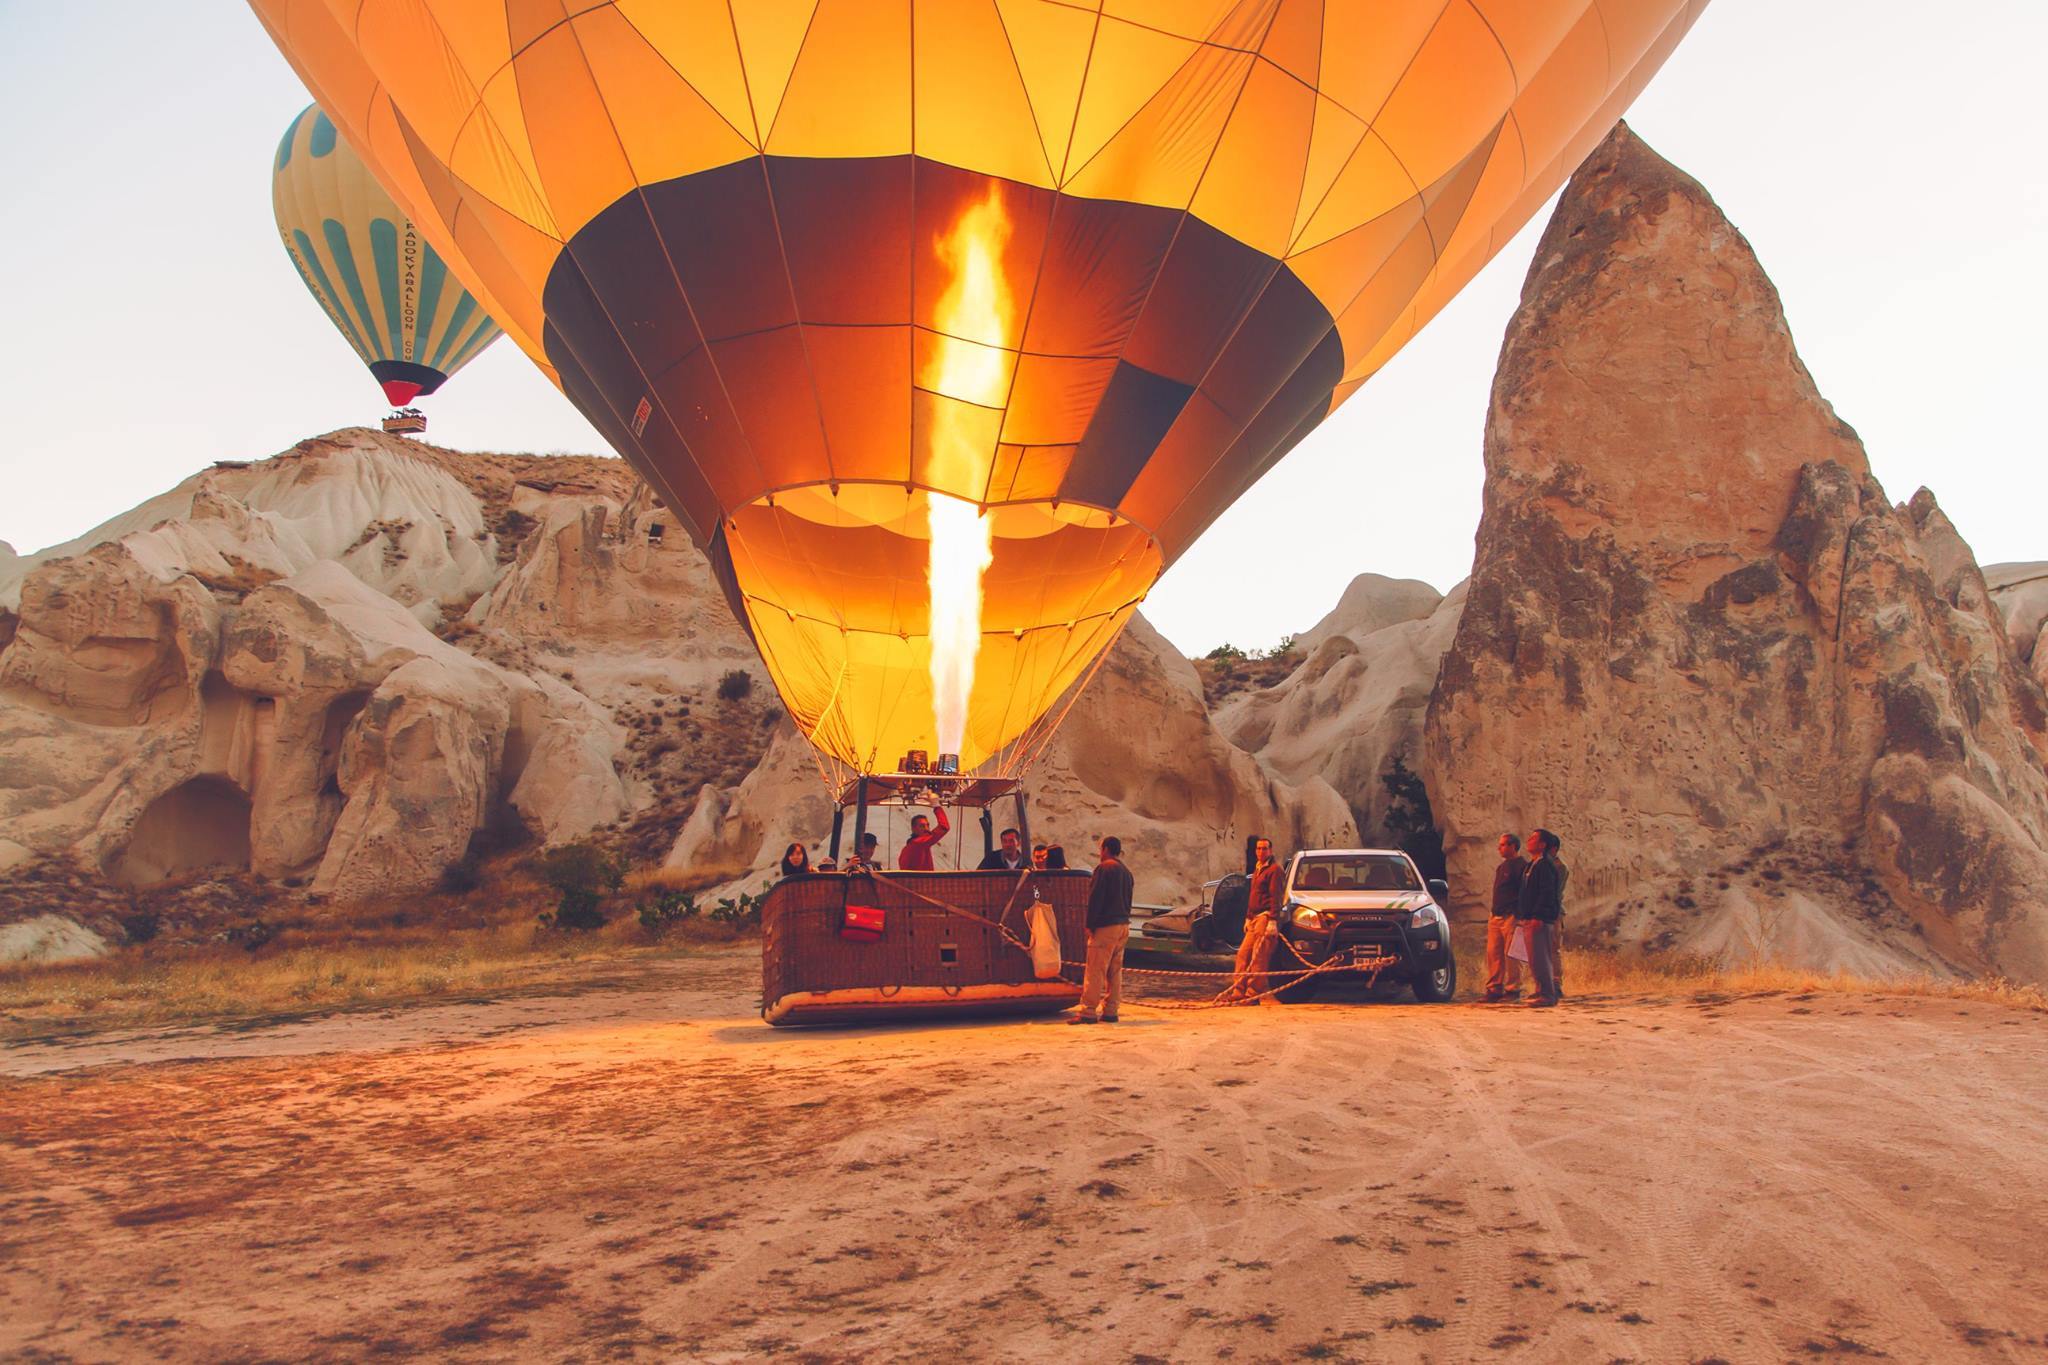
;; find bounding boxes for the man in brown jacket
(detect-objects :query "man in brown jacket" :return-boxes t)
[1226,837,1284,1001]
[1071,836,1134,1024]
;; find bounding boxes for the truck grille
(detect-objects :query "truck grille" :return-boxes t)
[1328,917,1405,950]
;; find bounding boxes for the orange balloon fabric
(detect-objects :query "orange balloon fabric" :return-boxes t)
[247,0,1706,773]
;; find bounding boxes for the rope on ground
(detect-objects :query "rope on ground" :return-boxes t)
[863,867,1391,1010]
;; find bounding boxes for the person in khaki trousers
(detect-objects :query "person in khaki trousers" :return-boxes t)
[1071,837,1134,1024]
[1482,833,1527,1000]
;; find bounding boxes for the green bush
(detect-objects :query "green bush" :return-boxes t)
[1379,756,1447,883]
[708,883,772,926]
[535,841,627,932]
[716,669,753,702]
[636,887,699,936]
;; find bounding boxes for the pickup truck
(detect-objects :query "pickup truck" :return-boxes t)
[1130,846,1456,1003]
[1273,847,1456,1002]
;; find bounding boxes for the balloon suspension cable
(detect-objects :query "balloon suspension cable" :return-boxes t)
[998,613,1132,781]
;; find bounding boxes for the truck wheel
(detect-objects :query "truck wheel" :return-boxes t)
[1411,957,1457,1003]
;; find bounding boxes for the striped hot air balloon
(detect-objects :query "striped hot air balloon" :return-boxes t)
[272,103,501,408]
[248,2,1705,775]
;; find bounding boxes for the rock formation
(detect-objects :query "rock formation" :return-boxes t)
[1218,575,1462,837]
[0,430,715,917]
[1423,123,2048,981]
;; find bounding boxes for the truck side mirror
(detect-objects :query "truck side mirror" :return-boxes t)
[1427,878,1449,902]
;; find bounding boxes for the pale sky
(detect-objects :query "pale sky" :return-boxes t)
[2,3,2042,656]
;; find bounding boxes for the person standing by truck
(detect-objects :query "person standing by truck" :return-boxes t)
[1070,836,1134,1024]
[1516,828,1564,1007]
[1224,837,1284,1001]
[1483,833,1527,1001]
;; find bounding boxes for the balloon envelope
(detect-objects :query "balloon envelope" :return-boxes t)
[272,103,501,407]
[249,1,1703,772]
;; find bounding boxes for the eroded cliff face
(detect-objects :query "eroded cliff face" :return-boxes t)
[0,430,744,927]
[1423,124,2048,981]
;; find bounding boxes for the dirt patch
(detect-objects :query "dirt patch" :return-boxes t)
[3,962,2044,1361]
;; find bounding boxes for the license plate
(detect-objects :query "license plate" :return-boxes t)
[1346,946,1390,963]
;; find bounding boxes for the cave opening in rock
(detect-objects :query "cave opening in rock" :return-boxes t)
[110,776,253,887]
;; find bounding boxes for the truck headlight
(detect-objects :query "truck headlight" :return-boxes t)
[1290,904,1326,930]
[1410,903,1446,931]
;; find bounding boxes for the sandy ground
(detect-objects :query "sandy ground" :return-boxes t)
[3,949,2045,1363]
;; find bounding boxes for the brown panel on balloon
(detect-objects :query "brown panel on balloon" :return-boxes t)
[1155,326,1345,554]
[1121,217,1279,387]
[769,156,914,326]
[561,198,704,379]
[910,159,1052,342]
[1119,389,1241,535]
[1017,194,1178,360]
[1197,267,1337,427]
[1059,361,1193,511]
[642,162,796,340]
[709,327,831,490]
[649,344,762,513]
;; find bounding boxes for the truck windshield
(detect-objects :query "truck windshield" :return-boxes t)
[1292,855,1419,892]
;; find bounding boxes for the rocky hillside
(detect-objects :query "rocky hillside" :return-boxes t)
[0,432,763,938]
[0,431,1349,949]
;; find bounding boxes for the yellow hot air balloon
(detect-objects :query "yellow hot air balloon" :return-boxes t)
[272,102,501,412]
[247,0,1705,774]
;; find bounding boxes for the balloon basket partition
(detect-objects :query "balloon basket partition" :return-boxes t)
[760,871,1090,1027]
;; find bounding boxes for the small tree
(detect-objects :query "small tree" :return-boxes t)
[1379,756,1447,882]
[535,841,627,931]
[716,669,754,702]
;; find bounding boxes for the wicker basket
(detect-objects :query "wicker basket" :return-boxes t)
[761,870,1092,1026]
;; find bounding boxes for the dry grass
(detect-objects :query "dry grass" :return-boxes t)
[1559,946,2048,1011]
[0,897,753,1043]
[1448,921,2048,1012]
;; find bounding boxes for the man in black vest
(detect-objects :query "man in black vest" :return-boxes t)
[1516,828,1564,1007]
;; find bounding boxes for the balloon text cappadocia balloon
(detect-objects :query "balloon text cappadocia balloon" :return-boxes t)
[249,1,1704,774]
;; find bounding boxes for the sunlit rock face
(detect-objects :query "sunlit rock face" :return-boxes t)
[1424,122,2048,982]
[0,431,648,902]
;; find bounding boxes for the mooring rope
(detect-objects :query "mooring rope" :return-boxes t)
[860,867,1389,1009]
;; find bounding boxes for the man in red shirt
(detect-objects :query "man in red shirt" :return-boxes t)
[1225,837,1283,1000]
[898,806,950,871]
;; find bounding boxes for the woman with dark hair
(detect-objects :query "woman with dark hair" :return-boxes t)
[1043,844,1068,870]
[778,842,810,878]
